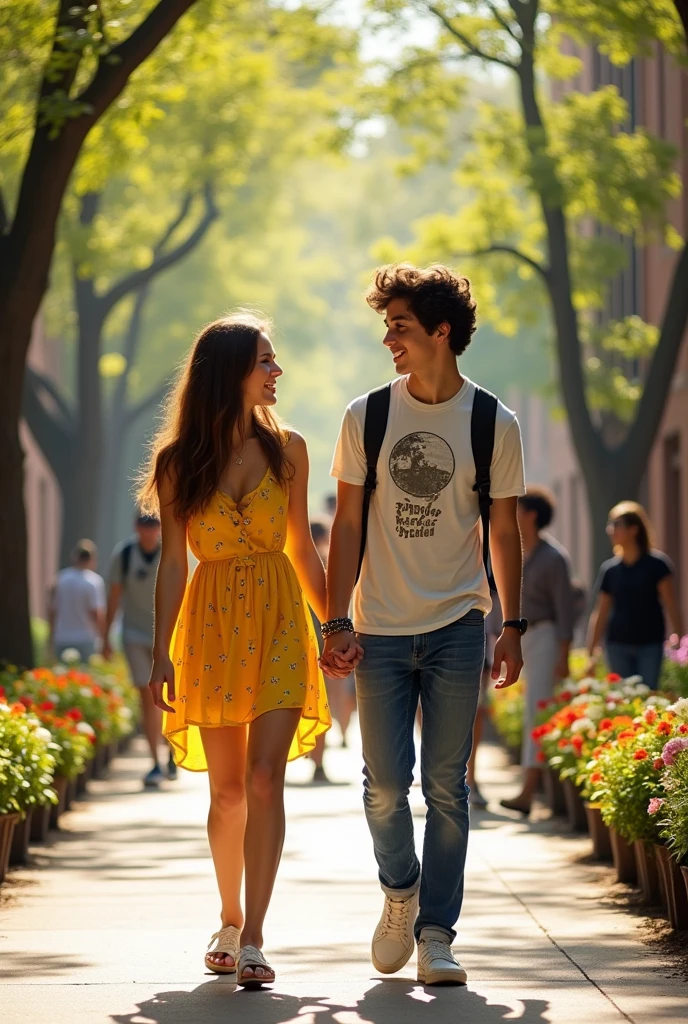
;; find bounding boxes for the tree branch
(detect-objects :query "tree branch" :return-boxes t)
[77,0,200,121]
[623,241,688,470]
[125,378,171,428]
[426,2,519,69]
[100,183,218,314]
[39,0,88,104]
[24,364,74,431]
[485,1,521,42]
[452,244,550,282]
[22,367,74,478]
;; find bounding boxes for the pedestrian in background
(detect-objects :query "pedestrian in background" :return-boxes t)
[49,540,106,663]
[501,487,574,815]
[103,512,175,789]
[587,501,683,689]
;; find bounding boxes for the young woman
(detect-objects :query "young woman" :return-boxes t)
[588,501,683,690]
[138,313,331,987]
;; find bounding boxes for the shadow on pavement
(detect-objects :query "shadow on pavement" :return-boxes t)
[111,980,550,1024]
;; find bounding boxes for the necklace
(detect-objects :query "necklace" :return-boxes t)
[233,434,257,466]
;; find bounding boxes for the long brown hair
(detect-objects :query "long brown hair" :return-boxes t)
[609,500,654,556]
[138,312,290,521]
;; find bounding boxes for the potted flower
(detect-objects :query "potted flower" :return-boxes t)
[489,678,524,760]
[655,698,688,928]
[0,702,57,881]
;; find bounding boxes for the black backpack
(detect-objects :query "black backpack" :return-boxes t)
[120,541,135,582]
[357,383,498,590]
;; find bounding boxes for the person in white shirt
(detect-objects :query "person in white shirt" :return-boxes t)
[49,539,106,663]
[320,263,526,986]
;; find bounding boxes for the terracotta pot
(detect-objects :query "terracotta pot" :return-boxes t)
[65,777,77,810]
[609,827,637,884]
[75,760,92,796]
[0,812,20,884]
[585,804,612,861]
[656,845,688,931]
[9,810,33,866]
[49,774,69,830]
[29,802,51,842]
[633,840,662,905]
[91,744,107,779]
[118,734,132,755]
[107,741,118,763]
[681,866,688,911]
[543,768,567,816]
[562,778,588,833]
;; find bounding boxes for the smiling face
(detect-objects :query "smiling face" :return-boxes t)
[243,331,282,409]
[382,297,450,375]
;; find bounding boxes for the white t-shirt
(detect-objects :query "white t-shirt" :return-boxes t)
[53,567,106,647]
[331,376,526,635]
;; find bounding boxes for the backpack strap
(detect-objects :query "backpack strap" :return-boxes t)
[471,387,498,592]
[120,541,134,583]
[357,384,392,583]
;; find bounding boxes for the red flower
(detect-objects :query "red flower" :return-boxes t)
[679,724,688,735]
[19,695,33,708]
[536,751,546,763]
[536,699,549,709]
[39,701,55,712]
[572,735,584,753]
[66,708,82,722]
[653,758,664,770]
[633,749,648,760]
[599,718,613,731]
[656,721,672,736]
[558,738,569,750]
[606,673,622,682]
[644,708,658,725]
[560,691,572,703]
[590,771,603,784]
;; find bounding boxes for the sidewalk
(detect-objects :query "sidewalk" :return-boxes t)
[1,725,686,1024]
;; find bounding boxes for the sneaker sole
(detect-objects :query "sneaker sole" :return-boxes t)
[417,966,467,986]
[371,939,415,975]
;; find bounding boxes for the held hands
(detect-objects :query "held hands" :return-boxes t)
[319,630,364,679]
[149,653,177,713]
[491,628,523,689]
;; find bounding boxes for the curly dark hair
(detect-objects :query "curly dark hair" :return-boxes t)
[365,263,477,356]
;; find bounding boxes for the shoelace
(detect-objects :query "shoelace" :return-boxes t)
[379,896,413,941]
[420,938,457,966]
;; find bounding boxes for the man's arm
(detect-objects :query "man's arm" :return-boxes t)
[489,496,523,688]
[658,574,683,642]
[103,582,124,660]
[552,555,574,679]
[320,481,365,678]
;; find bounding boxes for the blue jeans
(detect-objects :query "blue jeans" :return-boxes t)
[605,641,664,691]
[355,609,485,941]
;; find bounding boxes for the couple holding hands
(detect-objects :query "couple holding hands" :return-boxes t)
[141,262,526,988]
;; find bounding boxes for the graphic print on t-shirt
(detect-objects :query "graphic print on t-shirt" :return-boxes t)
[389,432,455,539]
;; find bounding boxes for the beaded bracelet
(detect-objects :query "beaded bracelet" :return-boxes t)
[321,617,354,638]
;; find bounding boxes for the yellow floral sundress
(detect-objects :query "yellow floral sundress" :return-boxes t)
[164,465,331,771]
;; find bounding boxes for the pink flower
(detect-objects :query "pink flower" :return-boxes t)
[662,737,688,767]
[648,797,665,815]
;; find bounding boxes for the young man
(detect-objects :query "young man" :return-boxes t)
[103,513,174,788]
[320,263,526,985]
[50,539,106,663]
[501,488,574,815]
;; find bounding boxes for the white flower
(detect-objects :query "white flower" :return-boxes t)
[61,648,81,664]
[0,702,10,713]
[89,653,104,666]
[76,722,96,737]
[550,728,561,741]
[623,675,644,686]
[587,704,605,722]
[606,702,617,711]
[571,694,589,706]
[33,727,52,744]
[80,687,93,698]
[571,717,594,734]
[118,706,133,720]
[589,680,607,693]
[668,697,688,721]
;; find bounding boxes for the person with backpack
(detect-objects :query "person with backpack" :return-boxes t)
[320,263,526,986]
[103,512,174,788]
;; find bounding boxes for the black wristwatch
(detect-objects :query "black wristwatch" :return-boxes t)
[502,618,528,635]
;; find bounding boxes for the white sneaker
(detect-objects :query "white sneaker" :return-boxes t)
[417,933,467,986]
[371,887,419,974]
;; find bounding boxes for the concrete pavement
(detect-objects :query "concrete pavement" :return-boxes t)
[1,723,686,1024]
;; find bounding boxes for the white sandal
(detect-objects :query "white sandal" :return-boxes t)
[205,925,240,974]
[237,944,275,988]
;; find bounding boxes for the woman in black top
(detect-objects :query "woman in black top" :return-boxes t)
[588,502,682,690]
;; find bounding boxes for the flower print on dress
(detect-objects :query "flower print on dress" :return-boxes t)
[224,692,232,702]
[219,654,227,663]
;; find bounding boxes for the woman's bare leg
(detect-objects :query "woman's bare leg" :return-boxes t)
[200,725,248,968]
[240,708,301,980]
